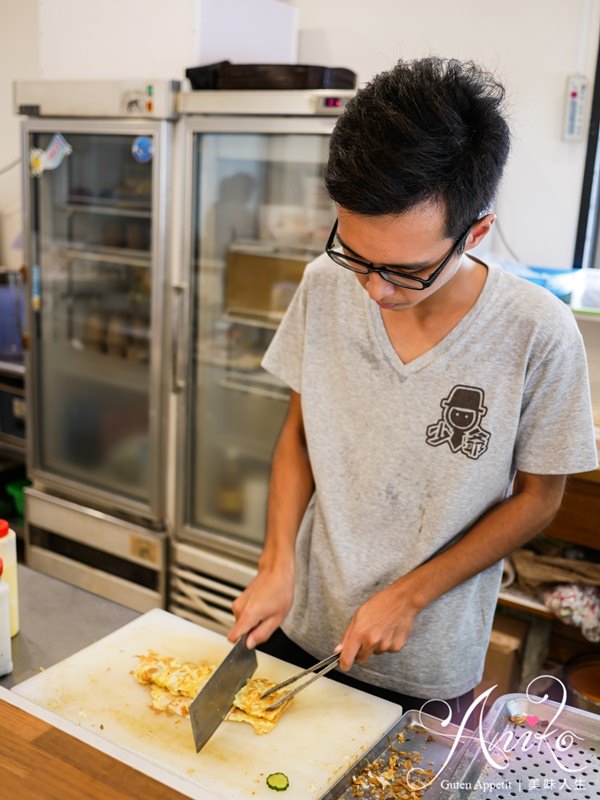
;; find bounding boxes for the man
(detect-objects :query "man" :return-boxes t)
[228,57,598,719]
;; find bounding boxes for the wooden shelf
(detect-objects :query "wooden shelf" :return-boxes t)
[542,472,600,549]
[497,587,553,619]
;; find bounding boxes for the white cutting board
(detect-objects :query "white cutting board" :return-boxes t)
[12,609,402,800]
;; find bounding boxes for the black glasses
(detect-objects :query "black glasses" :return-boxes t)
[326,219,473,290]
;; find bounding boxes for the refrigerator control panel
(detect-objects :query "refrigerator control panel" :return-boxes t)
[14,80,180,119]
[177,88,354,116]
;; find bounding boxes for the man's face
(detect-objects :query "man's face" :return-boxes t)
[336,203,469,311]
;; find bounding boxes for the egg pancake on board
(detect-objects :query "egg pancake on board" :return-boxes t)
[133,651,293,734]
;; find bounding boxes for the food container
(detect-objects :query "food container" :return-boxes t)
[259,204,334,246]
[81,310,107,353]
[571,268,600,311]
[564,654,600,714]
[185,61,356,91]
[105,313,129,358]
[439,691,600,799]
[321,709,472,799]
[259,204,312,244]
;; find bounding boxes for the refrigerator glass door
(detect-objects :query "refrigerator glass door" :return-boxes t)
[188,130,333,553]
[28,130,158,508]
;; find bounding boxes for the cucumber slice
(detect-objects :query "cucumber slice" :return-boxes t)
[266,772,289,791]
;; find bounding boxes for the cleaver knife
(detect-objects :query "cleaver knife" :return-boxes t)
[189,632,257,752]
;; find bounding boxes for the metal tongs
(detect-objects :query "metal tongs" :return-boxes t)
[260,653,341,711]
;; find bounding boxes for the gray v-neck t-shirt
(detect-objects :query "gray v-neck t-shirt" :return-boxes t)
[262,253,598,698]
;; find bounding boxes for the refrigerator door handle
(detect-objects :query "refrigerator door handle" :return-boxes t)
[171,283,188,393]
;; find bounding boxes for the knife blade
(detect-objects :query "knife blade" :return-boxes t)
[189,632,258,752]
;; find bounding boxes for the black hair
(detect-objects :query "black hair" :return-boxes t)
[325,57,511,239]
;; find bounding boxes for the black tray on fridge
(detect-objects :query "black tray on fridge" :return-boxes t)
[185,61,356,90]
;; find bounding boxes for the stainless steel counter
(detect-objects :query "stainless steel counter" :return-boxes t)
[0,564,139,688]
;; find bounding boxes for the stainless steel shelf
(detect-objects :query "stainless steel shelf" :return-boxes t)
[0,361,25,378]
[222,311,282,330]
[0,438,26,458]
[41,453,148,501]
[196,353,288,401]
[51,342,149,391]
[219,374,288,402]
[58,200,151,218]
[56,243,151,268]
[196,510,264,547]
[197,343,263,372]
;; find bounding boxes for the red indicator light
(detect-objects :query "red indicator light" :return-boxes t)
[571,91,578,98]
[325,97,342,108]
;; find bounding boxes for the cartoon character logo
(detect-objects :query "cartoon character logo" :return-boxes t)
[426,385,490,460]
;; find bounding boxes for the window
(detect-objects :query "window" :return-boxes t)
[574,34,600,269]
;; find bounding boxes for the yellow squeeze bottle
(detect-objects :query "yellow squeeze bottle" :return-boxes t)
[0,520,19,636]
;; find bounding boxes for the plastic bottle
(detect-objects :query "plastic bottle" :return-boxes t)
[0,520,19,636]
[0,558,12,677]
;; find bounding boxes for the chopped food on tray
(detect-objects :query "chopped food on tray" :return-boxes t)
[132,651,293,734]
[350,729,433,799]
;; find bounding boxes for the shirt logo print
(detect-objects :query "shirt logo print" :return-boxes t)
[426,384,491,460]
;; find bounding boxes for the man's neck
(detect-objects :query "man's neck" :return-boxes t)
[379,256,488,363]
[387,254,487,325]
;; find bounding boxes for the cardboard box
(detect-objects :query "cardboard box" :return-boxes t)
[474,612,530,707]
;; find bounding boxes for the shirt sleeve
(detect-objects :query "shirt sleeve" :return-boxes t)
[261,269,309,394]
[514,319,598,475]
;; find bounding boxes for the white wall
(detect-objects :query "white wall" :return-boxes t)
[37,0,200,80]
[293,0,600,269]
[0,0,599,272]
[37,0,296,79]
[0,0,40,270]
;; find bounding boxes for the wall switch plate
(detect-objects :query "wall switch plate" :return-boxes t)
[564,74,588,141]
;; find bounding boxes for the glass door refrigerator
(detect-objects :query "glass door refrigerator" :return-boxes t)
[16,80,179,611]
[169,89,353,632]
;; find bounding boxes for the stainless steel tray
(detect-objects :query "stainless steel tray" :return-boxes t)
[442,693,600,799]
[320,709,473,799]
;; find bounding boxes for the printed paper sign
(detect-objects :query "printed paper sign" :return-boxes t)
[30,133,72,177]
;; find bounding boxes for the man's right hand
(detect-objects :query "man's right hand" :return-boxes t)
[227,565,295,649]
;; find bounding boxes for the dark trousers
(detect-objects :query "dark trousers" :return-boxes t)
[258,628,474,726]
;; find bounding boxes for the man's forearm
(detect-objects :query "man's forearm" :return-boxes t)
[228,393,314,646]
[260,393,315,571]
[404,473,566,611]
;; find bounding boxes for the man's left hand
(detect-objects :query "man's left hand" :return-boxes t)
[336,472,567,672]
[336,579,422,671]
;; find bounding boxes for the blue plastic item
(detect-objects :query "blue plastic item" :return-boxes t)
[0,286,25,362]
[501,263,577,303]
[526,266,576,298]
